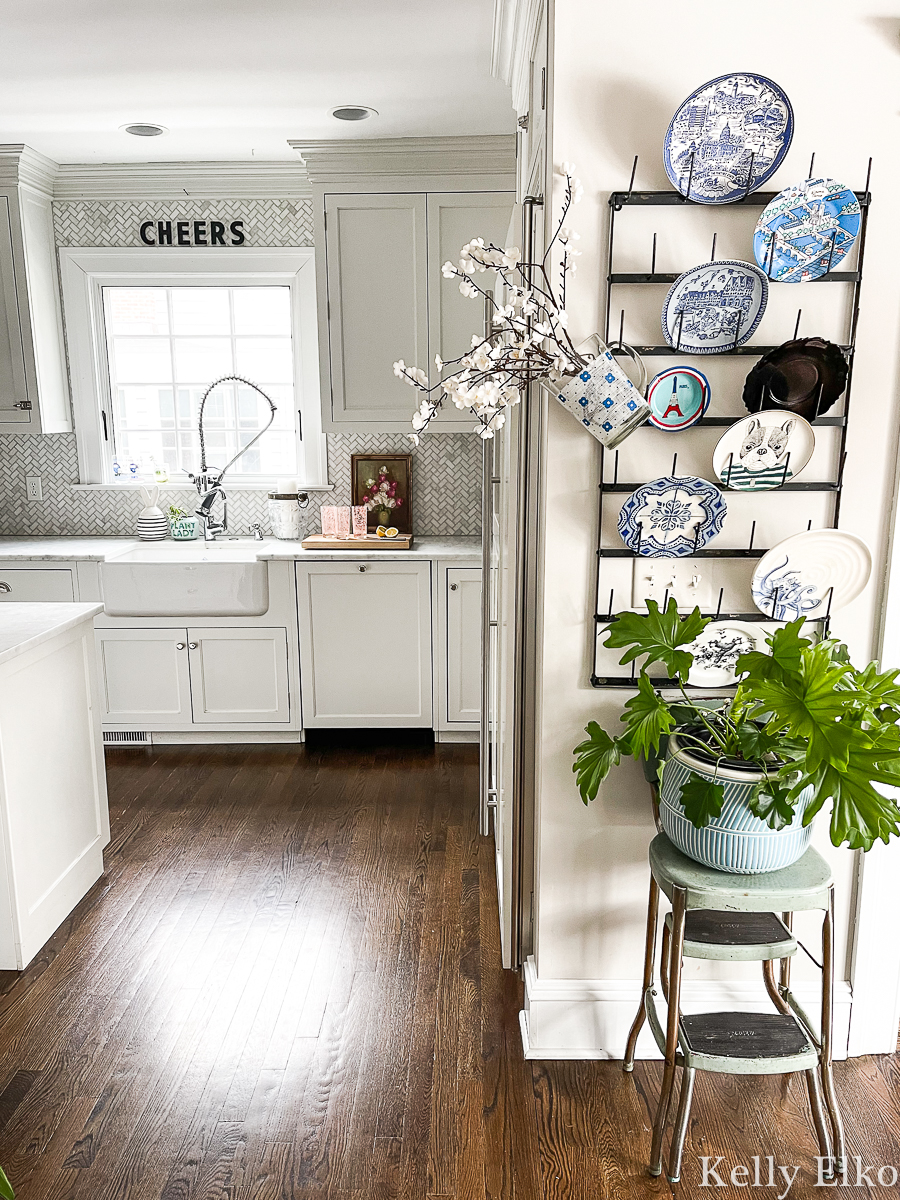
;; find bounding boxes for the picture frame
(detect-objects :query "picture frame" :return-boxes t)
[351,453,413,533]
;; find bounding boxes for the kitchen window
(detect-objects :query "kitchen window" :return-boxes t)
[59,247,327,487]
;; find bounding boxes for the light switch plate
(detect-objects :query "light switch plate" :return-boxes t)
[632,558,715,612]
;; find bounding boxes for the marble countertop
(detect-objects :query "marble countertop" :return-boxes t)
[0,603,103,667]
[0,535,482,563]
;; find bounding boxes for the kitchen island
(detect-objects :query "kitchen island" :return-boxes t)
[0,603,109,968]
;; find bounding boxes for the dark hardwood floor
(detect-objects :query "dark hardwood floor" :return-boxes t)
[0,742,895,1198]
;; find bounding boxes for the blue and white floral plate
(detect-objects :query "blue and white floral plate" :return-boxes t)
[686,620,768,687]
[662,261,768,354]
[751,529,872,621]
[753,178,861,282]
[618,475,727,557]
[664,73,793,204]
[646,366,711,431]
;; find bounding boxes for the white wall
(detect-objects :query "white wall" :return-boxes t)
[524,0,900,1058]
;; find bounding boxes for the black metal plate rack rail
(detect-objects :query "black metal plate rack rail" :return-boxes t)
[591,160,872,688]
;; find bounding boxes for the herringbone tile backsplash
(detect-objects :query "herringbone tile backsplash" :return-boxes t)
[0,432,482,537]
[0,197,482,538]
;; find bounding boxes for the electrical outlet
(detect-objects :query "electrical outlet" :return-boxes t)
[632,558,715,612]
[25,475,43,501]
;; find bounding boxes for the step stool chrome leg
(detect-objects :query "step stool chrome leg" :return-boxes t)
[624,874,659,1072]
[649,885,686,1177]
[667,1066,695,1183]
[820,888,845,1174]
[805,1067,833,1177]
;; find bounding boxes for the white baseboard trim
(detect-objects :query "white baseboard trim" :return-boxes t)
[434,729,479,743]
[151,730,304,744]
[521,956,853,1061]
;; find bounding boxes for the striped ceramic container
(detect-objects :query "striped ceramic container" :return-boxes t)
[659,731,814,874]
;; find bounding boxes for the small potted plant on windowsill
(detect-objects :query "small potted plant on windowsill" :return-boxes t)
[573,601,900,873]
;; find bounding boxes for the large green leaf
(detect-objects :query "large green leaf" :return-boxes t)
[736,619,811,688]
[572,722,622,804]
[621,674,676,760]
[678,772,725,829]
[0,1164,13,1200]
[747,779,797,830]
[852,662,900,720]
[603,599,708,681]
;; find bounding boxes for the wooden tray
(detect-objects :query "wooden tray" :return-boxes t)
[300,533,414,550]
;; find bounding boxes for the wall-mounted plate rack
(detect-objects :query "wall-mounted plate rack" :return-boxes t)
[591,159,872,688]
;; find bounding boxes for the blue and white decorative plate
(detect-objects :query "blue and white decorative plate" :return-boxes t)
[751,529,872,621]
[646,367,711,431]
[685,620,767,687]
[753,178,861,283]
[664,73,794,204]
[618,475,727,557]
[662,260,768,354]
[712,411,815,492]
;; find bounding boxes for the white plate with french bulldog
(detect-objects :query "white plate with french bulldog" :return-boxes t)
[712,411,815,492]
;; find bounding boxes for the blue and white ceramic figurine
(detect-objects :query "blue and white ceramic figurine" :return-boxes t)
[753,178,861,283]
[617,475,726,557]
[555,343,651,450]
[662,260,768,354]
[663,73,794,204]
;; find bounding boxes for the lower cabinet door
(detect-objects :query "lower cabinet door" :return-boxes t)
[187,627,290,723]
[296,561,433,726]
[0,567,75,601]
[446,567,482,724]
[96,628,192,726]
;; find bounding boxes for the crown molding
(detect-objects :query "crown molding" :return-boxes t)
[0,144,60,197]
[51,160,312,202]
[289,135,516,187]
[491,0,545,114]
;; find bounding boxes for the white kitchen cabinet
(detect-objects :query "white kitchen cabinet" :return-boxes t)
[0,149,70,434]
[96,626,291,728]
[296,561,433,726]
[188,628,290,724]
[96,628,193,726]
[444,567,482,724]
[0,566,75,601]
[319,190,513,432]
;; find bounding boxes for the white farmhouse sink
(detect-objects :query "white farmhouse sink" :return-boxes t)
[101,540,272,616]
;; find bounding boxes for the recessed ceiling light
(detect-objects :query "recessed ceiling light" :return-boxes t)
[331,106,378,122]
[121,123,168,137]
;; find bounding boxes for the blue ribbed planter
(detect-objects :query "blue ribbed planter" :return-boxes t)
[659,731,814,874]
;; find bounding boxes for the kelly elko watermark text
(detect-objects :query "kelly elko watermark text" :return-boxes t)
[699,1156,900,1198]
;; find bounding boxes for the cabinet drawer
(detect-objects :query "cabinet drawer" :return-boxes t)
[0,567,75,602]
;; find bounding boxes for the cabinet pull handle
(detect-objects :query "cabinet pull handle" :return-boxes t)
[175,642,186,650]
[0,582,10,593]
[358,565,367,573]
[450,583,458,591]
[188,642,198,649]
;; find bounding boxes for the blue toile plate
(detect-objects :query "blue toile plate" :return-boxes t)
[753,177,861,282]
[618,475,727,557]
[662,260,768,354]
[664,73,793,204]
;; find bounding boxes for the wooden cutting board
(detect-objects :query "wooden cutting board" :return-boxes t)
[300,533,414,550]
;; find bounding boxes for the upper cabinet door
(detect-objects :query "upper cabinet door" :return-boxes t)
[324,193,429,429]
[0,198,31,428]
[425,193,515,431]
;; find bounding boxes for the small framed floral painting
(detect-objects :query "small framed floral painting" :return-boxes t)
[351,454,412,533]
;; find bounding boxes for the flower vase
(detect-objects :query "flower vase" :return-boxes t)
[377,509,391,528]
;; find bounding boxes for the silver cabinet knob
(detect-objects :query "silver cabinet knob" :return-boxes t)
[358,565,367,573]
[0,582,10,593]
[450,583,458,591]
[188,642,198,649]
[175,642,185,650]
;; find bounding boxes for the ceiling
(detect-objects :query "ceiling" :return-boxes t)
[0,0,514,163]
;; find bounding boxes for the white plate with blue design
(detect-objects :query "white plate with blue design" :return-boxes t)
[618,475,727,557]
[713,411,815,491]
[646,366,711,431]
[686,620,768,687]
[751,529,872,621]
[663,73,794,204]
[753,178,861,283]
[662,260,768,354]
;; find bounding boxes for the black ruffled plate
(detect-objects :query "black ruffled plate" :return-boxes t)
[742,337,848,420]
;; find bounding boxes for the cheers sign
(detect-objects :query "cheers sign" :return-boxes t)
[139,219,245,246]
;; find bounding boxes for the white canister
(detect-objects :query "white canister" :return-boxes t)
[267,490,309,539]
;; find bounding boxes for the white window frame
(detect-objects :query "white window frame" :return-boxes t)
[59,246,327,487]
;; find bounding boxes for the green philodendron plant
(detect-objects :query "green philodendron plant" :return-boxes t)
[573,600,900,852]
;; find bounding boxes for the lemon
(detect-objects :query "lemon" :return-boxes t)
[376,526,387,538]
[385,527,399,538]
